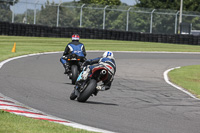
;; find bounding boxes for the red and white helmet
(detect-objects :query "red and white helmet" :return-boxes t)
[72,34,80,41]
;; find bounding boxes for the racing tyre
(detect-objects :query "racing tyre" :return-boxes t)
[77,79,97,102]
[71,65,79,85]
[70,89,77,100]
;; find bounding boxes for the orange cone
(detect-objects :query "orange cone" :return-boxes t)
[12,42,16,53]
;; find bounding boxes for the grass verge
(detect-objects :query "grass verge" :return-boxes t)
[0,35,200,132]
[0,110,95,133]
[168,65,200,98]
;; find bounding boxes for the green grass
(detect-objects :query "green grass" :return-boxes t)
[168,65,200,98]
[0,35,200,133]
[1,35,200,62]
[0,110,95,133]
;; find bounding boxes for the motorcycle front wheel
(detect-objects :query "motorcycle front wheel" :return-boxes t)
[77,79,97,102]
[70,89,77,100]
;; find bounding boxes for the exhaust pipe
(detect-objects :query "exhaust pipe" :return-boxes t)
[101,70,107,75]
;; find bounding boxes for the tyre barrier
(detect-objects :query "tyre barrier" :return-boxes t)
[0,21,200,45]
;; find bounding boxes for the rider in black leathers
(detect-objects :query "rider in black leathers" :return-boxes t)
[60,34,86,74]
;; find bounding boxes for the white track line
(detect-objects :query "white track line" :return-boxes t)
[1,51,200,132]
[112,51,200,100]
[163,67,200,100]
[0,52,115,133]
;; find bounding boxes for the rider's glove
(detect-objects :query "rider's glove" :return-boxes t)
[82,60,90,67]
[63,56,67,59]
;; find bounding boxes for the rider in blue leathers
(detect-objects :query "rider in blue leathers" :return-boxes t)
[77,51,116,92]
[60,34,86,74]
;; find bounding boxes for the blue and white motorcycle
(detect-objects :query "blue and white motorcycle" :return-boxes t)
[70,65,109,102]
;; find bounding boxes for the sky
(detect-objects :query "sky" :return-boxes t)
[120,0,137,5]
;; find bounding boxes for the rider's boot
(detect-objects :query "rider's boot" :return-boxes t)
[64,63,70,74]
[93,89,99,96]
[96,85,109,91]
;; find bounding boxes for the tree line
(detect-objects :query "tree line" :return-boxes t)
[0,0,200,34]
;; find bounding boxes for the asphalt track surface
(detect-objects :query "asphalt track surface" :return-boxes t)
[0,51,200,133]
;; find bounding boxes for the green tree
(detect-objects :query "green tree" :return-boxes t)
[36,0,80,27]
[58,5,80,27]
[136,0,200,31]
[37,0,57,26]
[81,6,104,29]
[77,0,122,29]
[135,0,200,12]
[128,11,151,33]
[0,0,19,9]
[184,0,200,12]
[0,0,19,22]
[105,9,126,30]
[79,0,121,5]
[14,9,34,24]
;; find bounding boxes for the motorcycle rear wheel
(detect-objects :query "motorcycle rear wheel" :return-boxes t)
[71,65,79,85]
[77,79,97,102]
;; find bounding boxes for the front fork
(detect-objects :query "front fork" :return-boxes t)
[74,78,89,97]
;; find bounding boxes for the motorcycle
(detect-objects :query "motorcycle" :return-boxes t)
[70,65,109,102]
[64,54,84,84]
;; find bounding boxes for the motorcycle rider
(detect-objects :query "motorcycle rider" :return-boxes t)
[60,34,86,74]
[77,51,116,92]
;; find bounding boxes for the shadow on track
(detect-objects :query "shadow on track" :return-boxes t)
[85,101,118,106]
[64,83,74,85]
